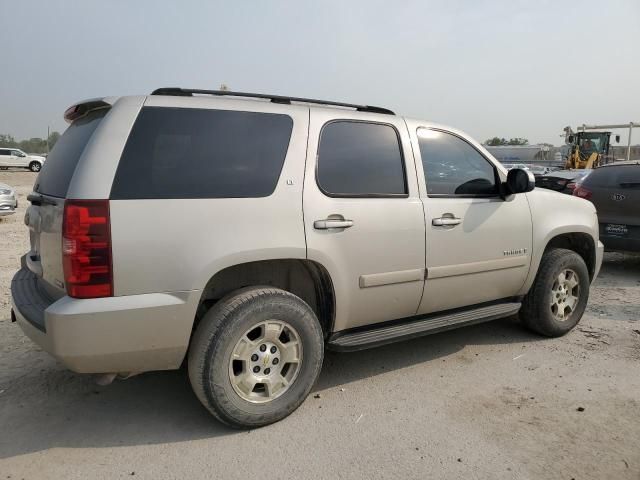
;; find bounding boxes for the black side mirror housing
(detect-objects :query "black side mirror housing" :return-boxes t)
[505,168,535,195]
[567,135,574,144]
[615,135,621,143]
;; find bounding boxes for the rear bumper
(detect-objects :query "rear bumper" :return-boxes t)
[11,262,200,374]
[600,235,640,253]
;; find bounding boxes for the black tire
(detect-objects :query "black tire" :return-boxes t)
[29,161,41,172]
[520,248,590,337]
[188,287,324,428]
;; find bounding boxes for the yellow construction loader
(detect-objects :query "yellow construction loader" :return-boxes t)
[563,127,617,169]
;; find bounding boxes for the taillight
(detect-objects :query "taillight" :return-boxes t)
[62,200,113,298]
[566,182,576,191]
[573,185,592,200]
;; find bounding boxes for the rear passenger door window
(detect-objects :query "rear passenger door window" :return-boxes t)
[316,121,407,196]
[417,128,498,196]
[111,107,293,199]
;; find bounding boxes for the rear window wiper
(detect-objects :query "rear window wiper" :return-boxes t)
[27,193,58,206]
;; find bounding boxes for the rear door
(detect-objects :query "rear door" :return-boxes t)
[26,108,108,297]
[303,111,425,332]
[6,150,20,166]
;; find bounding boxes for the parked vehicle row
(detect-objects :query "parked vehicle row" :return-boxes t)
[11,89,604,428]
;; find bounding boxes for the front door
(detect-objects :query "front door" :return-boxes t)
[303,111,426,332]
[11,150,27,167]
[408,125,533,314]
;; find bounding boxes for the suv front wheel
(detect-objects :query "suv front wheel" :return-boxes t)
[520,248,590,337]
[188,287,324,428]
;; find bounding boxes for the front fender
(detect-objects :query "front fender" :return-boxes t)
[517,189,599,295]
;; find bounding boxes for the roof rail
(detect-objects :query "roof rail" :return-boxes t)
[150,88,395,115]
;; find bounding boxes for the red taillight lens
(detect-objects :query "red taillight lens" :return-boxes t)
[62,200,113,298]
[573,185,592,200]
[566,182,576,191]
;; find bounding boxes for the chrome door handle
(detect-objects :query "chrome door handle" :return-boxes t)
[314,219,354,230]
[432,217,461,226]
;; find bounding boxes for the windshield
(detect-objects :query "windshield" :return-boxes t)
[579,133,607,154]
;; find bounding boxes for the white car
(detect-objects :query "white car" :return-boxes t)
[0,182,17,216]
[0,148,46,172]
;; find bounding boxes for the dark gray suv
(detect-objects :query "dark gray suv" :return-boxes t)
[574,161,640,252]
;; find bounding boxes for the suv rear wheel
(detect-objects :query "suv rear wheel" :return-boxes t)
[520,248,590,337]
[188,287,324,428]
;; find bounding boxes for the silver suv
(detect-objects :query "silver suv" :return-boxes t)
[11,88,604,427]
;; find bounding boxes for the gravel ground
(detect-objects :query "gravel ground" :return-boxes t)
[1,171,639,480]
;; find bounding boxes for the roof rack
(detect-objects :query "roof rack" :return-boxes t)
[150,88,395,115]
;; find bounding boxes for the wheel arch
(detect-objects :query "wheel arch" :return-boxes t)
[519,227,598,296]
[544,232,596,279]
[194,259,336,339]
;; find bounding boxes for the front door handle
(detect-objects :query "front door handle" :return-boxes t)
[314,218,354,230]
[432,216,462,226]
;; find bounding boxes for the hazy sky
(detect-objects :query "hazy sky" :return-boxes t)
[2,0,639,145]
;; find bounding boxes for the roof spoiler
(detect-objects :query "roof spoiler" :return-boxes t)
[64,98,112,123]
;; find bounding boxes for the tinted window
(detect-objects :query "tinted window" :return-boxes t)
[0,149,9,156]
[111,107,293,199]
[317,121,406,196]
[36,109,107,197]
[584,165,640,189]
[417,129,497,196]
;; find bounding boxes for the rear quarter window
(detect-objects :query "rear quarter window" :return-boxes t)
[35,109,107,197]
[110,107,293,199]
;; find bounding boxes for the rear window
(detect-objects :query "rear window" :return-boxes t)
[35,109,107,197]
[110,107,293,199]
[583,165,640,189]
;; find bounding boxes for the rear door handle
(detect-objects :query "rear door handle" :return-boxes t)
[432,216,462,226]
[314,219,354,230]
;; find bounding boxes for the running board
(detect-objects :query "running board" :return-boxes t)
[328,302,521,352]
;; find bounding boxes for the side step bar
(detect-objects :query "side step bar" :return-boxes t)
[328,302,521,352]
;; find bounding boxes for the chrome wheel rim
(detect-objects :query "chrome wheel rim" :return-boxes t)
[550,269,580,322]
[228,320,303,404]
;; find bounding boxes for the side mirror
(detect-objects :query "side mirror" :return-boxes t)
[567,135,574,144]
[505,168,535,194]
[615,135,621,143]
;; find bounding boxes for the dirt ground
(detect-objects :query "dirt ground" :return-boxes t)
[1,170,639,480]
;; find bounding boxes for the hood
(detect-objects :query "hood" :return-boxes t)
[28,154,46,161]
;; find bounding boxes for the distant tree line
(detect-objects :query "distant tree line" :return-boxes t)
[0,132,61,154]
[484,137,529,146]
